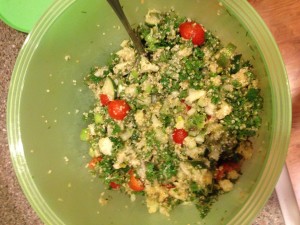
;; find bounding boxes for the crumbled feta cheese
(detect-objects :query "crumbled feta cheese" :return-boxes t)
[116,46,135,62]
[98,137,113,156]
[185,89,206,105]
[145,9,161,25]
[205,102,216,116]
[232,68,249,87]
[139,56,159,73]
[113,62,133,75]
[215,102,232,119]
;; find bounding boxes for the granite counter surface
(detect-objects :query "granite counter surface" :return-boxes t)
[0,20,285,225]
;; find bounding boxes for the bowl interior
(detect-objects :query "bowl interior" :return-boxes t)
[8,0,290,224]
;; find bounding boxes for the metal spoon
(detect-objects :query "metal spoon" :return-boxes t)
[106,0,145,55]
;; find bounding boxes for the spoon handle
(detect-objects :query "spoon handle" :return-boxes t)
[106,0,145,55]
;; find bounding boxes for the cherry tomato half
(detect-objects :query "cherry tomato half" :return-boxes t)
[88,156,102,169]
[100,94,111,106]
[179,21,205,46]
[107,100,130,120]
[215,162,241,180]
[109,181,121,189]
[172,128,188,144]
[128,170,144,191]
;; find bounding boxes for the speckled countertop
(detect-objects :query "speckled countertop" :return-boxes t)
[0,20,285,225]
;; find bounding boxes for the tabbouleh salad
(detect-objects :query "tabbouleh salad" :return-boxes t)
[80,9,263,217]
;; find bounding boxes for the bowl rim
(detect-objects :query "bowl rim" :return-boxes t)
[7,0,292,224]
[221,1,292,224]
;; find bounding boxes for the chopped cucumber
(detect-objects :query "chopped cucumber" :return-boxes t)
[94,113,104,124]
[102,76,116,100]
[217,43,237,68]
[80,128,89,141]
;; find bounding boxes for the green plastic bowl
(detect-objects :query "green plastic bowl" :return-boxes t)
[7,0,291,224]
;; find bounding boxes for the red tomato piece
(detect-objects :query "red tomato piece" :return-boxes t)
[107,100,130,120]
[109,181,121,189]
[179,21,205,46]
[100,94,111,106]
[215,162,241,180]
[128,170,144,192]
[172,128,188,144]
[215,168,225,180]
[88,156,102,169]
